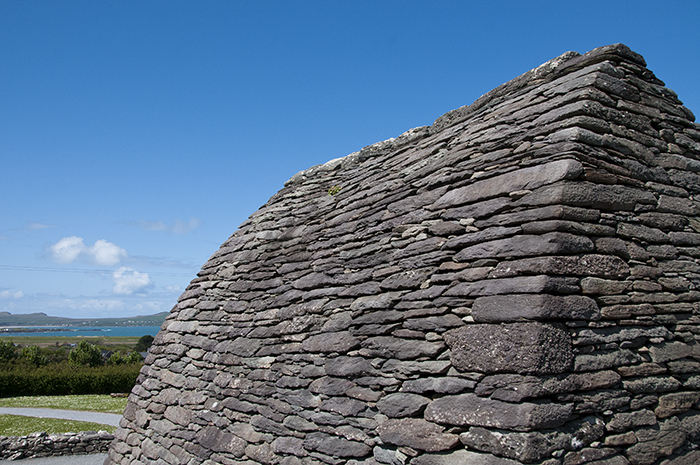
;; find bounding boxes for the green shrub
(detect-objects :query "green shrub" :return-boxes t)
[20,345,48,366]
[134,334,154,352]
[0,363,141,397]
[108,351,142,365]
[0,341,16,362]
[69,341,103,367]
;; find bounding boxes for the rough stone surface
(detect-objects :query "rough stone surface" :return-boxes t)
[0,431,113,460]
[445,322,574,374]
[106,44,700,465]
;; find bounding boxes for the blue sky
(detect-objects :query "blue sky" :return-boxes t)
[1,1,699,319]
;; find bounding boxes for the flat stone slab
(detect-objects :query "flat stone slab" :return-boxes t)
[471,294,600,322]
[424,393,573,431]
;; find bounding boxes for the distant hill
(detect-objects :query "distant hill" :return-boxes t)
[0,311,169,327]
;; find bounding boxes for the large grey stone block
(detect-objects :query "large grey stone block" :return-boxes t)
[444,322,573,374]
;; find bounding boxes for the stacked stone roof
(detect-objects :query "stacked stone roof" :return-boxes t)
[107,44,700,465]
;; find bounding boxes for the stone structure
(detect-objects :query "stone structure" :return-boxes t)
[107,44,700,465]
[0,431,114,460]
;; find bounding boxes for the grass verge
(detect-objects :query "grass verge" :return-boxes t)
[0,394,128,413]
[0,414,117,436]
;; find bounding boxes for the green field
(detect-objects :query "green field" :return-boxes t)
[0,335,142,351]
[0,394,126,436]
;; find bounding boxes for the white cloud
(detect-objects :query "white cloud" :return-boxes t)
[50,236,86,263]
[49,237,127,266]
[90,239,128,266]
[113,267,152,295]
[131,217,201,235]
[164,285,182,294]
[0,290,24,299]
[172,218,201,235]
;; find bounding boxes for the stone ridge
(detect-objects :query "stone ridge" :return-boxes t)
[108,44,700,465]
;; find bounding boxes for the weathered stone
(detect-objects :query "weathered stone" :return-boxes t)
[401,377,475,394]
[445,322,573,374]
[432,159,583,210]
[606,409,657,433]
[472,294,600,322]
[460,427,568,463]
[446,275,580,297]
[195,426,246,457]
[623,376,681,394]
[518,181,657,211]
[303,432,371,458]
[455,232,594,261]
[655,392,700,418]
[626,418,686,465]
[425,393,573,431]
[376,393,431,417]
[377,418,459,452]
[359,337,445,360]
[411,449,522,465]
[649,341,698,363]
[575,350,643,372]
[302,331,360,353]
[475,370,621,403]
[489,254,630,279]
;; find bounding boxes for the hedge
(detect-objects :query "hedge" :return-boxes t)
[0,363,141,397]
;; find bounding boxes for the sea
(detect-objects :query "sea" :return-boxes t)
[0,326,162,338]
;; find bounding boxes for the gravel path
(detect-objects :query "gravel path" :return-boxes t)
[0,408,121,427]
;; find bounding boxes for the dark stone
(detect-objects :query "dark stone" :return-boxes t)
[472,294,600,322]
[195,426,246,457]
[376,393,431,417]
[446,275,580,297]
[460,427,567,463]
[376,418,460,452]
[432,159,583,209]
[302,331,360,353]
[411,450,522,465]
[488,254,629,278]
[401,377,475,394]
[454,232,594,262]
[424,393,573,431]
[303,432,371,458]
[444,322,573,375]
[359,337,445,360]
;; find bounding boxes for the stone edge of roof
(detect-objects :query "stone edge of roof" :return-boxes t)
[285,43,646,187]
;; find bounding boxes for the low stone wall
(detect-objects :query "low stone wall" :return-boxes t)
[0,431,114,461]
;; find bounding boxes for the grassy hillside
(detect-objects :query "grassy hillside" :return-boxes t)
[0,311,168,327]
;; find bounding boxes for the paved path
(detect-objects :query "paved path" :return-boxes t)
[0,408,121,427]
[0,454,108,465]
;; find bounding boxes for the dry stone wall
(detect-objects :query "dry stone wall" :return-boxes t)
[0,431,114,460]
[108,44,700,465]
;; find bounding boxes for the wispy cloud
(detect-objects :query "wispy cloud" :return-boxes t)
[26,222,55,230]
[49,236,127,266]
[130,217,201,235]
[0,290,24,300]
[113,267,153,295]
[164,285,182,294]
